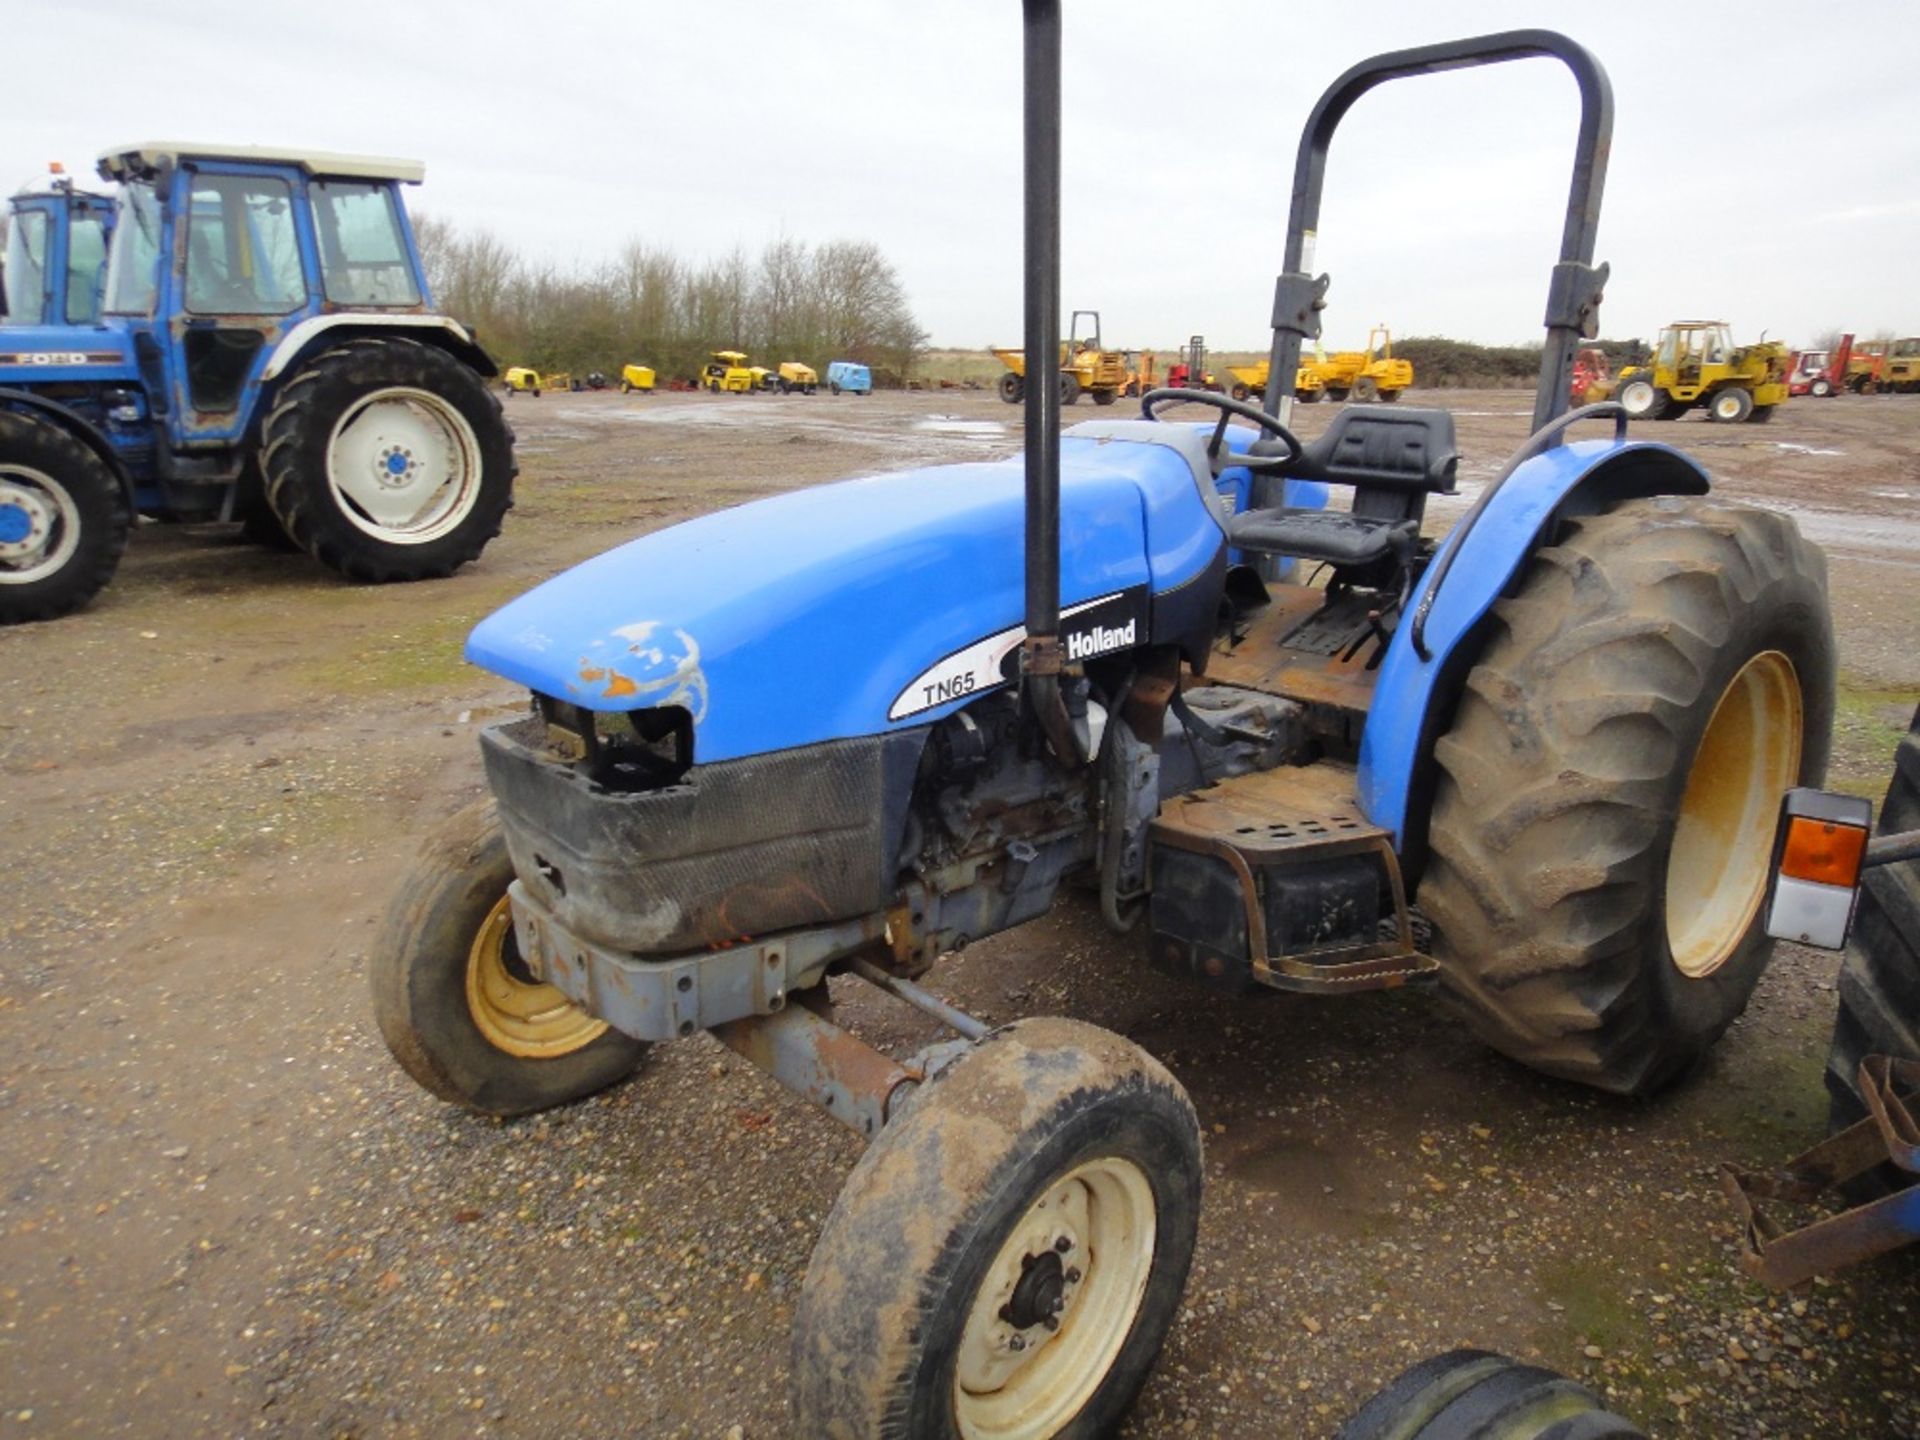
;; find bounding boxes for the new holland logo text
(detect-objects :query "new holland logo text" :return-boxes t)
[1065,618,1135,661]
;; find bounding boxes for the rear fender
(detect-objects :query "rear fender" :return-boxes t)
[258,314,498,382]
[0,385,136,506]
[1357,438,1710,871]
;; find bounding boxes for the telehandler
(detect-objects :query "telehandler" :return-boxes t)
[375,17,1833,1437]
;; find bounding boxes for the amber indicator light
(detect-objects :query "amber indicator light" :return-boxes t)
[1779,815,1868,887]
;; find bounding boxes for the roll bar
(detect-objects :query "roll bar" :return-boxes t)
[1261,29,1614,437]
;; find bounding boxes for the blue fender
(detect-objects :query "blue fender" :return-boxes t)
[1356,437,1710,855]
[467,425,1235,764]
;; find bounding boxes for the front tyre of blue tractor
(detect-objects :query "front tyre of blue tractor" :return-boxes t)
[370,803,646,1118]
[0,410,132,625]
[792,1018,1201,1439]
[261,337,516,584]
[1421,495,1835,1097]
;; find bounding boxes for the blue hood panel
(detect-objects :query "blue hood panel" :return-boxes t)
[0,323,135,383]
[467,428,1227,763]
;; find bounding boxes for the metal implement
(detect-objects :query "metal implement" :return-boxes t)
[1721,1056,1920,1289]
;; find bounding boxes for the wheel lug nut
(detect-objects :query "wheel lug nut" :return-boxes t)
[1054,1236,1072,1252]
[1065,1267,1081,1283]
[1043,1315,1059,1331]
[1009,1335,1026,1352]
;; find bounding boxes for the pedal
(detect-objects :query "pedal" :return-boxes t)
[1148,762,1437,995]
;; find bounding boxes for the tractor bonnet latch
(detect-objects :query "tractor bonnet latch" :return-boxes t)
[1544,259,1609,340]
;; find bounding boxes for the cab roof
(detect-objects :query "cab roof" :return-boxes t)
[97,142,425,185]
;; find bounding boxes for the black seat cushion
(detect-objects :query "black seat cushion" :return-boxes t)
[1228,508,1418,566]
[1291,406,1459,494]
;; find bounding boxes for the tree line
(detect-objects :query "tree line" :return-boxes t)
[413,218,930,386]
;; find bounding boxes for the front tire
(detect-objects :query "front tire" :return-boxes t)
[1352,375,1381,402]
[0,411,131,624]
[1059,372,1082,406]
[1340,1350,1646,1440]
[371,803,647,1118]
[1810,377,1834,398]
[1711,386,1755,423]
[261,338,515,583]
[1421,496,1835,1096]
[1616,376,1669,420]
[792,1017,1201,1439]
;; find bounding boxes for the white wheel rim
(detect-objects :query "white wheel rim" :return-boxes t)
[1714,392,1743,420]
[953,1156,1156,1440]
[0,465,82,584]
[325,387,483,545]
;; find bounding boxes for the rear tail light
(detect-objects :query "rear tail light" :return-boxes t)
[1764,789,1873,950]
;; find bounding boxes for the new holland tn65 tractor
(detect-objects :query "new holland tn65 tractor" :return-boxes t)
[374,16,1833,1436]
[0,143,514,624]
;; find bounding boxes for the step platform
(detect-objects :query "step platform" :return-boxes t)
[1148,761,1438,995]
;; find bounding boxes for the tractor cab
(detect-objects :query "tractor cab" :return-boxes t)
[93,142,447,453]
[3,166,115,326]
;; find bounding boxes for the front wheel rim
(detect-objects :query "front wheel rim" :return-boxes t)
[464,896,610,1058]
[953,1156,1156,1439]
[1666,650,1803,979]
[326,387,484,544]
[0,466,82,584]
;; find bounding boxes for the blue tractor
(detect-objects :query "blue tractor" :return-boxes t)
[3,164,115,328]
[373,18,1834,1437]
[0,143,513,624]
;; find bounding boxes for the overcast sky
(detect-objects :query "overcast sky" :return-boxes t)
[9,2,1917,351]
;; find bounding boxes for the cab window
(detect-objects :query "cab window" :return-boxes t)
[3,208,49,323]
[104,183,162,316]
[310,180,421,307]
[65,214,108,323]
[185,174,306,315]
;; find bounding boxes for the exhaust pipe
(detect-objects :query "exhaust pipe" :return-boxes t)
[1019,0,1084,767]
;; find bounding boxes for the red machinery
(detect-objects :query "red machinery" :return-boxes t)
[1788,333,1852,397]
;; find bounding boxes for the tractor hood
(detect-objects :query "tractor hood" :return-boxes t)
[467,426,1231,764]
[0,323,136,383]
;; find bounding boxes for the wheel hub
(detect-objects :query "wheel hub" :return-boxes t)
[1001,1245,1075,1333]
[377,445,418,488]
[0,488,48,556]
[325,388,483,543]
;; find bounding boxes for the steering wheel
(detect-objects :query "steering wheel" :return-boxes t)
[1140,387,1302,474]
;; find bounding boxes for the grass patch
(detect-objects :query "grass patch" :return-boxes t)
[1829,676,1920,798]
[1536,1255,1650,1354]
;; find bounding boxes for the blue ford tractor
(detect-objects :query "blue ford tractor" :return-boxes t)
[0,143,513,624]
[373,16,1834,1437]
[3,165,115,328]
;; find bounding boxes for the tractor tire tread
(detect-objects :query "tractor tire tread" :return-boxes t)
[0,409,132,624]
[261,337,515,584]
[1421,496,1833,1095]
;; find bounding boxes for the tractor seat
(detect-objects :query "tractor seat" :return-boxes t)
[1228,406,1459,570]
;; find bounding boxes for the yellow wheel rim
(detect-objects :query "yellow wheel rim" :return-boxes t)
[953,1157,1157,1440]
[1665,650,1802,979]
[463,896,609,1058]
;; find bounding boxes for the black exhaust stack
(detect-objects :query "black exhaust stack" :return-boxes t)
[1019,0,1084,767]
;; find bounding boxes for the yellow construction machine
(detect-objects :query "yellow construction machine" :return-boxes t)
[991,309,1129,406]
[1613,321,1789,422]
[1226,359,1328,405]
[701,351,757,393]
[619,364,656,394]
[1307,325,1413,402]
[776,362,819,394]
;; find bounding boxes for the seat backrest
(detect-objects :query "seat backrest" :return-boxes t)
[1292,407,1459,496]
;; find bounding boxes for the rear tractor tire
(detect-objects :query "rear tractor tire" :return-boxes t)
[1421,495,1835,1096]
[371,803,646,1118]
[1059,372,1082,406]
[1825,702,1920,1197]
[0,410,132,624]
[1352,375,1381,403]
[261,338,515,583]
[1615,376,1669,420]
[792,1017,1201,1439]
[1340,1350,1646,1440]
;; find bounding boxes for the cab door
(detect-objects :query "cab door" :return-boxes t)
[164,164,318,445]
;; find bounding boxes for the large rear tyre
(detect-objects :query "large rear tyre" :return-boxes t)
[1352,375,1381,402]
[1615,376,1669,420]
[0,411,131,624]
[262,338,515,583]
[792,1017,1201,1439]
[370,803,646,1118]
[1339,1350,1647,1440]
[1825,703,1920,1196]
[998,372,1023,404]
[1422,496,1835,1096]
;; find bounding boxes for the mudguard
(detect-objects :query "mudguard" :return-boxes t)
[468,424,1237,764]
[1356,436,1709,855]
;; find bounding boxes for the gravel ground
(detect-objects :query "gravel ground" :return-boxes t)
[1,387,1916,1438]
